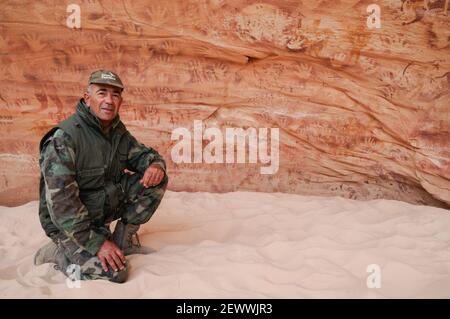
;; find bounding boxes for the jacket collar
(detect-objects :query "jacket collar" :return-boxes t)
[76,98,121,132]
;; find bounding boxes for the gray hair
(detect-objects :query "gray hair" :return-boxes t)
[87,84,92,96]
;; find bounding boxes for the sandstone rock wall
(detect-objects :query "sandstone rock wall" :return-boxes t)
[0,0,449,207]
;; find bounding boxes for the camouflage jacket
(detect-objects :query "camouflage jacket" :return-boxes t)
[39,99,166,255]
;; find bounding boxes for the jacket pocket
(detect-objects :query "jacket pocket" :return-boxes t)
[77,167,105,190]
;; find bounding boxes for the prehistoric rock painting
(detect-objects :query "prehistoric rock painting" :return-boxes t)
[401,0,449,25]
[0,0,449,208]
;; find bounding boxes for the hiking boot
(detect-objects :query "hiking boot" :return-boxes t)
[112,221,154,256]
[34,241,62,265]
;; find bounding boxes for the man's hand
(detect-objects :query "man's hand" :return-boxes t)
[140,164,164,188]
[97,240,126,272]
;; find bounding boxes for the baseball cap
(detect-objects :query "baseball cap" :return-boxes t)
[88,69,124,90]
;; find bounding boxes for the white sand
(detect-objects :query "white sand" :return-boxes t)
[1,191,450,298]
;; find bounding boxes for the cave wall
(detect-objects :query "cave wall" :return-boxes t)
[0,0,449,207]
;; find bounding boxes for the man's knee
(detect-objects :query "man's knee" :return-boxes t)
[57,238,129,283]
[77,257,129,283]
[122,171,168,198]
[118,172,168,225]
[141,173,168,199]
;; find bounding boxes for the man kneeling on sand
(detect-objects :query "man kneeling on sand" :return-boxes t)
[34,70,168,283]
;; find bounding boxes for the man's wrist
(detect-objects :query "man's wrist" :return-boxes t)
[86,233,108,256]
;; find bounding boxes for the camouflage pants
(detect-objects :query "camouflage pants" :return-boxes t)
[54,173,168,283]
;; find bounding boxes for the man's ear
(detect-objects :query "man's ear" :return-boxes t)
[83,92,91,106]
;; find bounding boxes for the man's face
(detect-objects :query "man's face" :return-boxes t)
[84,83,123,125]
